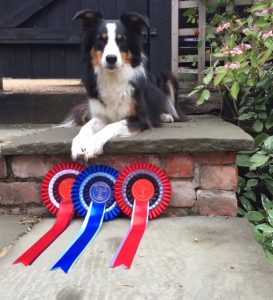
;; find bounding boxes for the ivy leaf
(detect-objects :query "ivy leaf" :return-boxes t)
[265,249,273,265]
[256,224,273,237]
[249,154,269,169]
[245,211,264,222]
[252,119,264,133]
[253,226,266,244]
[255,133,269,146]
[261,194,273,211]
[247,179,258,187]
[197,89,210,105]
[265,179,273,196]
[240,196,253,212]
[236,154,252,167]
[238,113,254,121]
[263,136,273,151]
[231,82,240,100]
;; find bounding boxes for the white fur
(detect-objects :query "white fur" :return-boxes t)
[101,23,123,69]
[72,119,132,160]
[72,63,145,160]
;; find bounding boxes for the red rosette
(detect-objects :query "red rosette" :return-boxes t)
[115,162,172,220]
[41,162,85,215]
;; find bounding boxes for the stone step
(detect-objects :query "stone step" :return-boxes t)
[0,79,220,124]
[0,115,254,217]
[0,79,85,124]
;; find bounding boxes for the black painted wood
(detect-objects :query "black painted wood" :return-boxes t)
[0,0,56,28]
[0,0,171,78]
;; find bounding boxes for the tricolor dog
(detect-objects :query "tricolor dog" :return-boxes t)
[63,9,185,160]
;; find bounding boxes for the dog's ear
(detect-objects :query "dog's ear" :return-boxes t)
[72,9,103,29]
[120,12,150,34]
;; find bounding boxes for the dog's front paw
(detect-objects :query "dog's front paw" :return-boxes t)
[71,134,87,161]
[83,137,105,160]
[160,113,174,123]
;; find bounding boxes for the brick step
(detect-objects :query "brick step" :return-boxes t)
[0,115,254,217]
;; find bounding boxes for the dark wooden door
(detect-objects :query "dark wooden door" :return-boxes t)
[0,0,171,78]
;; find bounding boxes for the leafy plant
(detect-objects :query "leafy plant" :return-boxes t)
[189,0,273,264]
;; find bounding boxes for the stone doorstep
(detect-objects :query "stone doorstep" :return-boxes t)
[0,115,254,156]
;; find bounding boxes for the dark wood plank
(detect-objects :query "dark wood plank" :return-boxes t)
[14,46,32,78]
[0,29,81,44]
[0,46,16,77]
[149,0,172,74]
[49,47,66,78]
[0,0,57,28]
[65,46,81,78]
[31,46,50,78]
[64,0,81,29]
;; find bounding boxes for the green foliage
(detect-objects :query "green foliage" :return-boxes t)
[188,0,273,264]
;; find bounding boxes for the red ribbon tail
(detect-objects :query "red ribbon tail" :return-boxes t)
[13,199,74,266]
[111,200,149,269]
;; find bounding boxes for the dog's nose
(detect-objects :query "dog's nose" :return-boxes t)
[106,55,117,65]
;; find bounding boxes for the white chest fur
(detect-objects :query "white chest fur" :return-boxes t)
[91,65,145,123]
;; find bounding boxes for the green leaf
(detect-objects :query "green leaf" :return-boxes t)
[247,179,258,187]
[203,73,213,85]
[249,154,269,169]
[240,196,253,212]
[214,71,227,86]
[261,194,273,211]
[267,209,273,220]
[256,224,273,237]
[245,172,257,179]
[255,133,269,146]
[265,179,273,196]
[236,154,252,167]
[265,249,273,265]
[197,89,210,105]
[238,207,247,216]
[253,226,266,244]
[265,112,273,129]
[263,136,273,152]
[245,211,264,222]
[231,82,240,100]
[238,113,254,121]
[252,119,264,133]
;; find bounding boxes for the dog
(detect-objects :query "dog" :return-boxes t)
[62,9,185,161]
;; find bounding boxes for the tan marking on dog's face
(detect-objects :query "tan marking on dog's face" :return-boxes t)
[121,51,133,64]
[91,48,103,67]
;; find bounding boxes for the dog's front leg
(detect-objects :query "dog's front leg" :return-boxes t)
[71,117,106,160]
[81,119,136,160]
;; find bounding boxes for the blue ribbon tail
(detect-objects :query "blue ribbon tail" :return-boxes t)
[51,201,105,273]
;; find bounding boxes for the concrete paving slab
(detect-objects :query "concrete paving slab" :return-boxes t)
[1,116,254,155]
[0,216,272,300]
[0,215,38,249]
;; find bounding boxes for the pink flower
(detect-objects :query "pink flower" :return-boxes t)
[240,43,252,50]
[230,47,243,57]
[262,30,273,39]
[221,46,229,54]
[216,22,232,33]
[224,62,241,70]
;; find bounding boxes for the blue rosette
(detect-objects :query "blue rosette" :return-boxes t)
[72,164,120,221]
[51,165,120,273]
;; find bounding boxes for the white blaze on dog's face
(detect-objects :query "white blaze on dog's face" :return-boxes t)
[100,23,123,70]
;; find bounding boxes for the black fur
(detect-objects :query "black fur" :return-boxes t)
[66,10,185,129]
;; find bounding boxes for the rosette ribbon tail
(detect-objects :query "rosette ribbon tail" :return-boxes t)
[111,198,149,269]
[13,198,74,266]
[51,201,105,273]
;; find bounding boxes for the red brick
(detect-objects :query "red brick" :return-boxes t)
[165,154,194,178]
[12,155,70,178]
[196,152,236,165]
[200,165,237,190]
[0,182,41,205]
[0,157,7,178]
[197,190,237,217]
[170,180,196,207]
[89,154,160,171]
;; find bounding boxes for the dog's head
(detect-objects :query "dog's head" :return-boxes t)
[73,9,150,71]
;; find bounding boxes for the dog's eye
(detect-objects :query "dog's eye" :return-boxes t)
[100,33,107,40]
[116,34,125,41]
